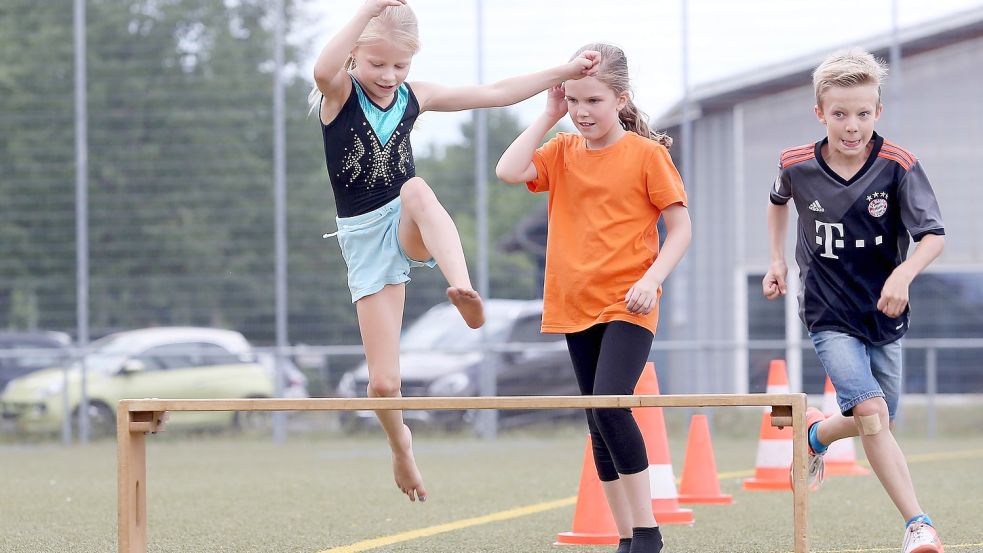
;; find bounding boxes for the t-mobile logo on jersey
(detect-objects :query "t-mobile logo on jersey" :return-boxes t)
[815,221,883,259]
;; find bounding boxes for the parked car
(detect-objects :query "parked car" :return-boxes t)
[0,327,306,437]
[336,299,581,431]
[0,331,72,393]
[255,351,310,399]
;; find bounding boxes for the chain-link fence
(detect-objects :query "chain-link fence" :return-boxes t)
[2,0,982,444]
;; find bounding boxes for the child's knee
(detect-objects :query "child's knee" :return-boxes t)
[852,398,888,435]
[367,375,401,398]
[399,177,434,210]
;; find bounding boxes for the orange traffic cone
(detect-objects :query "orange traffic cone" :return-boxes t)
[743,359,794,491]
[556,436,620,545]
[678,414,733,504]
[633,363,695,524]
[821,376,870,476]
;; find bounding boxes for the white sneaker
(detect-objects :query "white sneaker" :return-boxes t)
[805,407,826,490]
[901,520,944,553]
[806,449,825,490]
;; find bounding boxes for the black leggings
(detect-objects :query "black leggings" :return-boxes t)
[565,321,654,482]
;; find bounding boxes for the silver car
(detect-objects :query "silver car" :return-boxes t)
[336,299,579,431]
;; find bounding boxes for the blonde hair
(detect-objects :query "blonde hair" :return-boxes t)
[812,48,888,107]
[571,43,672,149]
[308,5,421,113]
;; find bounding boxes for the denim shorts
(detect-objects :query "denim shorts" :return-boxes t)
[331,196,436,303]
[810,330,903,419]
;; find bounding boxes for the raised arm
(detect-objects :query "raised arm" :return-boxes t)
[312,1,405,100]
[412,51,599,113]
[495,85,568,184]
[762,201,791,300]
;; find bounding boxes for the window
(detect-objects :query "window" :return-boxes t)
[133,344,195,371]
[0,341,67,371]
[901,273,983,393]
[192,343,242,366]
[132,342,237,370]
[746,274,826,394]
[746,271,983,394]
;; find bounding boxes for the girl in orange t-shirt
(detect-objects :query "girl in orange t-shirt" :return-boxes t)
[497,43,691,553]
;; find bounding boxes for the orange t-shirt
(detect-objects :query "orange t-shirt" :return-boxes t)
[527,132,687,335]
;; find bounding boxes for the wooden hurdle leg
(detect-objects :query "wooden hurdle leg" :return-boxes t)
[118,404,167,553]
[790,396,809,553]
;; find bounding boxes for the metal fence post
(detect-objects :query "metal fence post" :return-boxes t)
[925,347,937,439]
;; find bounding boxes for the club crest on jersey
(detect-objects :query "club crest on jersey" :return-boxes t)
[867,191,888,218]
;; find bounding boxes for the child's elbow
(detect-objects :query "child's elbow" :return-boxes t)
[313,66,336,91]
[495,163,519,184]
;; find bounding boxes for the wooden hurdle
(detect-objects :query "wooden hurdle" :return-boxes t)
[117,394,810,553]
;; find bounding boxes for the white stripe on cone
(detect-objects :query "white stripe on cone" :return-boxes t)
[754,439,793,468]
[647,464,679,499]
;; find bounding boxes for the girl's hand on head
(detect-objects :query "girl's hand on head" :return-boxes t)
[361,0,406,18]
[625,276,661,315]
[545,83,568,120]
[566,50,601,80]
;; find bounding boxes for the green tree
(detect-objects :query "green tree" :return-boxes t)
[0,0,556,348]
[0,1,75,331]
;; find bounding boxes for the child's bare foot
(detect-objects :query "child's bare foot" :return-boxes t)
[447,287,485,329]
[391,424,427,502]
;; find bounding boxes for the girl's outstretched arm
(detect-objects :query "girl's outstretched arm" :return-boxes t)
[412,51,599,113]
[496,84,568,184]
[625,204,692,314]
[313,0,405,98]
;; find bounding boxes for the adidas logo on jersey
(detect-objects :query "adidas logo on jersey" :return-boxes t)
[809,200,825,212]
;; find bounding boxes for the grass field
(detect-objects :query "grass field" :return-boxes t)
[2,411,982,553]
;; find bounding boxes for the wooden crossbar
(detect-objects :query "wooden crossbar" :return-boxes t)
[117,393,810,552]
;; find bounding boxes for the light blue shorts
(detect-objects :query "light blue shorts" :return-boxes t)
[333,197,436,303]
[810,330,903,420]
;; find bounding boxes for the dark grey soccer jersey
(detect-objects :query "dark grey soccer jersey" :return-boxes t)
[769,133,945,345]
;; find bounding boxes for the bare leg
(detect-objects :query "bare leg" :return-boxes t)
[818,410,898,446]
[398,177,484,329]
[601,479,634,539]
[356,284,427,502]
[816,412,860,445]
[618,470,658,529]
[853,397,922,519]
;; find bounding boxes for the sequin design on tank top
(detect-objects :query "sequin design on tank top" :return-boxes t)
[336,79,413,189]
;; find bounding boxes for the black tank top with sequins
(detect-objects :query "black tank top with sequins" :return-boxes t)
[321,75,419,217]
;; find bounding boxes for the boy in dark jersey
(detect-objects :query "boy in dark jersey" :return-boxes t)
[763,48,945,553]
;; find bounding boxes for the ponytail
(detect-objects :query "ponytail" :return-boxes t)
[619,98,673,150]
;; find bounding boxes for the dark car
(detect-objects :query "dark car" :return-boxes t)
[336,299,581,431]
[0,331,72,393]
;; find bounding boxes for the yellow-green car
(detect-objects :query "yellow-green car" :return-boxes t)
[0,327,281,437]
